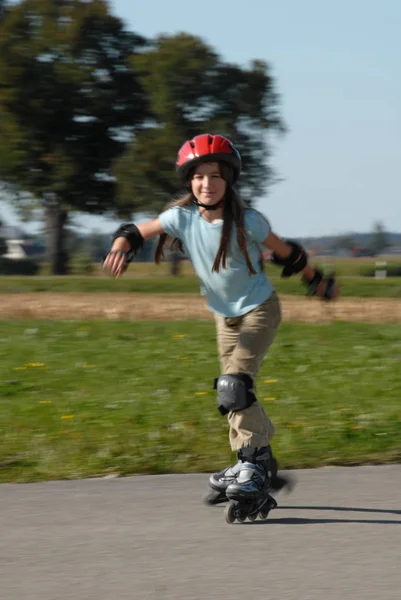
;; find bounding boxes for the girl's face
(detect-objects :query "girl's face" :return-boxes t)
[191,162,227,206]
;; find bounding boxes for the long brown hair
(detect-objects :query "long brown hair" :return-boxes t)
[155,162,257,275]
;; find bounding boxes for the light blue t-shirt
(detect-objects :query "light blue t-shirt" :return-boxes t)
[159,205,275,317]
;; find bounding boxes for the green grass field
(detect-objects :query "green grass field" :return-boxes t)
[1,273,401,297]
[1,320,400,483]
[3,256,401,296]
[42,256,401,278]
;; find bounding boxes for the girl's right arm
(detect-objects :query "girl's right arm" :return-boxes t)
[103,218,165,279]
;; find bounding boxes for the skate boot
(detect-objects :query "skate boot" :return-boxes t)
[264,445,295,495]
[203,460,242,505]
[203,445,292,506]
[224,447,278,523]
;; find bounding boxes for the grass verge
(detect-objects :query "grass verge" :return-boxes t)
[1,320,400,482]
[1,274,401,297]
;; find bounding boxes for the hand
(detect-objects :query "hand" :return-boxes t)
[316,278,340,300]
[102,238,131,279]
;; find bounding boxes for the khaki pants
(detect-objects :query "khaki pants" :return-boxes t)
[214,293,282,451]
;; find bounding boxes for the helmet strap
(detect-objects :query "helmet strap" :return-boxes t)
[191,197,224,211]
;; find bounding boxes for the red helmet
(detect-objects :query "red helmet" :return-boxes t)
[176,133,241,182]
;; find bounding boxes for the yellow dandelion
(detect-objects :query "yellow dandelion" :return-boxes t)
[172,334,187,340]
[14,366,27,371]
[179,356,189,360]
[25,362,45,367]
[263,397,276,402]
[61,415,75,420]
[195,392,208,396]
[39,400,52,404]
[264,379,277,384]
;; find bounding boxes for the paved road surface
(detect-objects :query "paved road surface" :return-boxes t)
[1,465,400,600]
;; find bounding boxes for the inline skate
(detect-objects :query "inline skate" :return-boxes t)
[223,447,279,524]
[203,459,243,505]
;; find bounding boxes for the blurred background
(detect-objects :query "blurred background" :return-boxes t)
[0,0,400,480]
[1,10,400,600]
[0,0,400,277]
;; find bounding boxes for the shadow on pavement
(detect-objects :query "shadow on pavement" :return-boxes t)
[283,505,401,516]
[246,505,401,525]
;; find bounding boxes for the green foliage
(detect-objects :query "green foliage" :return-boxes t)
[368,221,388,256]
[114,33,284,214]
[1,320,400,482]
[77,230,111,262]
[331,233,358,252]
[68,253,95,275]
[0,235,7,256]
[0,272,401,297]
[0,257,40,275]
[0,0,148,273]
[0,0,148,210]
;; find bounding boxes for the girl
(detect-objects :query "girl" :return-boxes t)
[103,133,338,505]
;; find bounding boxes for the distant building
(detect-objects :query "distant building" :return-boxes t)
[0,225,43,259]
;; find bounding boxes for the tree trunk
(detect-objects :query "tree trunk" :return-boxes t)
[45,204,69,275]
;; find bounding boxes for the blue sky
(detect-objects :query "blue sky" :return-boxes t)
[2,0,400,238]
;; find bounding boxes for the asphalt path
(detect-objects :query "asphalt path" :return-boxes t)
[1,465,400,600]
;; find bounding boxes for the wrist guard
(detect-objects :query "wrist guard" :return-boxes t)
[303,269,323,296]
[302,269,337,300]
[112,223,144,262]
[270,240,308,278]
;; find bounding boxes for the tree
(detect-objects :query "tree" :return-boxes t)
[0,213,7,255]
[0,230,6,257]
[0,0,148,273]
[331,233,358,254]
[369,221,388,256]
[0,214,7,255]
[114,33,285,215]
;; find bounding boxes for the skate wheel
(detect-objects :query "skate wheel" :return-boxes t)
[224,502,237,524]
[248,513,257,522]
[258,509,270,520]
[236,512,246,523]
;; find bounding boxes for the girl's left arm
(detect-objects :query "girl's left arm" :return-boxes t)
[262,231,339,300]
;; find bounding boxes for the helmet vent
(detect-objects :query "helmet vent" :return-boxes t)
[208,135,213,144]
[190,141,195,148]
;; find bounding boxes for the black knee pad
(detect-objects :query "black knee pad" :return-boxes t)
[213,373,256,416]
